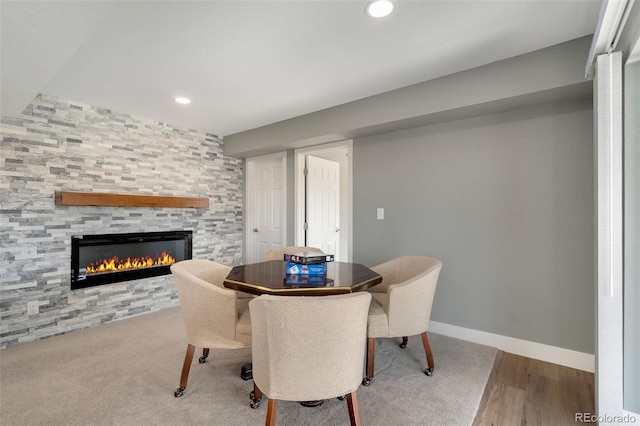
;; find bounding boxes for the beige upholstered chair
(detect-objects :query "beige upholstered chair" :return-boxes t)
[364,256,442,385]
[170,259,252,397]
[249,292,371,426]
[265,246,324,261]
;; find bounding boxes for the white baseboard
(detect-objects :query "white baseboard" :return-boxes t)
[429,321,595,373]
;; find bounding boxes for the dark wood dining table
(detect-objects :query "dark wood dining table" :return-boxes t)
[223,259,382,408]
[223,260,382,296]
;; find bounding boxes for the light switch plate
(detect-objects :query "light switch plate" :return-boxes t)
[377,208,384,220]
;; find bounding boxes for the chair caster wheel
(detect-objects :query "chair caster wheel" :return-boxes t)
[249,391,262,409]
[337,395,346,401]
[198,355,208,363]
[424,368,434,376]
[174,387,185,397]
[362,377,372,386]
[399,337,408,348]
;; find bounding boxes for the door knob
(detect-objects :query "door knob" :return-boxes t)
[335,228,340,232]
[253,228,259,233]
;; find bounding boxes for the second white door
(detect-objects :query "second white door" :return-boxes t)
[305,155,340,259]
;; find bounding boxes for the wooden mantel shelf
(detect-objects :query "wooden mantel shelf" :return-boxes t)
[54,191,209,208]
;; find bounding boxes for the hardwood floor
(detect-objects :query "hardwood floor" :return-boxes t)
[473,351,595,426]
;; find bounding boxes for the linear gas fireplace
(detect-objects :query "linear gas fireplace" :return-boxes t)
[71,230,192,290]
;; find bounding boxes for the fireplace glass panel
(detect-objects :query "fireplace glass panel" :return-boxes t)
[71,230,192,290]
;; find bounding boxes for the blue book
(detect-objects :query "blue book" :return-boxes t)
[285,262,327,275]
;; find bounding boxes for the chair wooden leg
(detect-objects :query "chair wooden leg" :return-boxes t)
[199,347,210,363]
[265,398,278,426]
[174,343,196,397]
[421,332,435,375]
[346,391,362,426]
[363,337,375,385]
[250,382,263,409]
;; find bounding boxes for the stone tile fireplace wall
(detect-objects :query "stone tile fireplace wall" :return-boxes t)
[0,94,243,349]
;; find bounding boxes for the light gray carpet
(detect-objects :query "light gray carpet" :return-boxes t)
[0,307,496,425]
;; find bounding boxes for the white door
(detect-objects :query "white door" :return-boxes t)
[246,153,286,264]
[294,141,352,262]
[305,155,340,258]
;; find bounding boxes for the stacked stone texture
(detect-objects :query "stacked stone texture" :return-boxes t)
[0,94,243,348]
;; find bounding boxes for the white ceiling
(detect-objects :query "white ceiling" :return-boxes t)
[1,0,602,137]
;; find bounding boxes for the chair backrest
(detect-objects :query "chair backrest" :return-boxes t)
[265,246,324,261]
[249,292,371,401]
[371,256,442,337]
[171,259,247,349]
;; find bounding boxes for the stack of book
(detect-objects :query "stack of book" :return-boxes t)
[284,251,334,276]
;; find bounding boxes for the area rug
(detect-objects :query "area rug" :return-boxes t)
[0,307,496,425]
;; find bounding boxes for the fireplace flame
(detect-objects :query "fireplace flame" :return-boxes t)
[86,251,176,275]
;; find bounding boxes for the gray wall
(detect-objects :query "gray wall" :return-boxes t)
[0,94,243,349]
[353,99,594,353]
[224,37,592,158]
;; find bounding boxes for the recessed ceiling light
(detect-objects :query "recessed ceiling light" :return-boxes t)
[174,97,191,105]
[365,0,395,18]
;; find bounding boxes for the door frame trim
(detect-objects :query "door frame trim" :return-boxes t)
[294,140,353,262]
[594,52,630,417]
[245,152,287,264]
